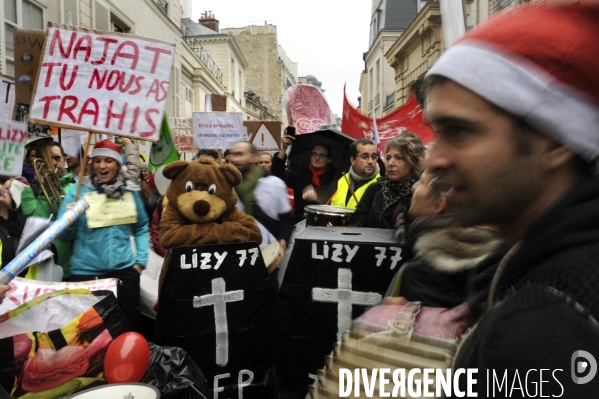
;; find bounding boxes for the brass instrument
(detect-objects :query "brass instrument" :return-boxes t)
[26,137,65,214]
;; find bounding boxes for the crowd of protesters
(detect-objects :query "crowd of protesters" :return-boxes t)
[0,3,597,397]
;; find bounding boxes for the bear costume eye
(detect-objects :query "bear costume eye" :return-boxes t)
[185,181,193,192]
[208,184,217,195]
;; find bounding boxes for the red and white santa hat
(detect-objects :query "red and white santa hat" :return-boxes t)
[91,139,122,163]
[426,3,599,161]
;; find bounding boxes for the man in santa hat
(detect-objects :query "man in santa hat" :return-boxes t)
[424,2,599,395]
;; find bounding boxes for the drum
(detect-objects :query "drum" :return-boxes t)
[261,242,284,274]
[68,383,160,398]
[305,205,354,227]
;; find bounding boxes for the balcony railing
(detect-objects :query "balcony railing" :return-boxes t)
[155,0,168,15]
[183,34,223,84]
[374,94,380,106]
[489,0,516,15]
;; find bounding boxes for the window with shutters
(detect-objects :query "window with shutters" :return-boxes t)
[62,0,79,26]
[185,87,193,116]
[94,1,110,31]
[2,0,45,77]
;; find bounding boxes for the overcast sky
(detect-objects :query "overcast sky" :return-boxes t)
[191,0,372,118]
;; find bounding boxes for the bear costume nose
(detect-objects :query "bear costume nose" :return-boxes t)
[193,200,211,216]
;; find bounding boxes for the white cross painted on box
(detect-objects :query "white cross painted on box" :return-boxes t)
[193,277,244,366]
[312,268,382,341]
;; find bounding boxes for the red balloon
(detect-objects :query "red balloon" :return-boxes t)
[104,332,151,383]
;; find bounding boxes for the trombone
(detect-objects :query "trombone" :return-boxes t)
[26,137,65,214]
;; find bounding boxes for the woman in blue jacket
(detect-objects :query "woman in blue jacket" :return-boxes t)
[58,139,149,331]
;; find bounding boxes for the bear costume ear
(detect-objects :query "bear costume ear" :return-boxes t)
[163,161,189,179]
[219,164,242,187]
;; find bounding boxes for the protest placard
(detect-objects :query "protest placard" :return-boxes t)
[29,24,175,141]
[283,84,334,134]
[0,75,15,121]
[0,119,27,176]
[168,117,194,153]
[13,29,45,107]
[193,112,245,150]
[14,29,58,137]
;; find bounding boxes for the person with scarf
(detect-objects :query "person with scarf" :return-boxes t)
[58,139,149,331]
[329,138,380,209]
[21,148,37,187]
[385,169,500,307]
[349,133,425,229]
[230,142,294,249]
[272,138,337,222]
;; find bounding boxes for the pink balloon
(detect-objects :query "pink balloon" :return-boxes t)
[104,332,150,383]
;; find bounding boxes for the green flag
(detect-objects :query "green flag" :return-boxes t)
[149,115,180,172]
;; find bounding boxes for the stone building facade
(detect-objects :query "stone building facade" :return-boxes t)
[222,25,297,122]
[182,15,248,115]
[384,1,443,107]
[360,0,419,117]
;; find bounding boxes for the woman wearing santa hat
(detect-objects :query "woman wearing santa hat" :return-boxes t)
[58,139,149,331]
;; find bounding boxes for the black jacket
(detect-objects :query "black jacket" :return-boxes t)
[271,154,337,221]
[348,180,412,229]
[456,177,599,397]
[0,211,29,268]
[387,215,499,308]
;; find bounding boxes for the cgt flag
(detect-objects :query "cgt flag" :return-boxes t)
[149,115,180,171]
[342,85,434,146]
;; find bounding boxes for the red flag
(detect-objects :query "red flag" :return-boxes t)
[342,86,434,147]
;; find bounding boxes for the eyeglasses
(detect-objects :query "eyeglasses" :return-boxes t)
[357,153,378,161]
[311,152,329,159]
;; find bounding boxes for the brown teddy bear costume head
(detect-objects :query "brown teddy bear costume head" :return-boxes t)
[163,156,241,223]
[158,156,262,291]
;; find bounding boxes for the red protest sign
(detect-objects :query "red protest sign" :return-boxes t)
[29,24,175,142]
[283,84,334,134]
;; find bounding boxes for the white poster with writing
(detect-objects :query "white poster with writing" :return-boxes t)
[0,277,117,315]
[193,112,245,150]
[168,117,194,153]
[29,24,175,141]
[0,76,15,121]
[0,119,26,176]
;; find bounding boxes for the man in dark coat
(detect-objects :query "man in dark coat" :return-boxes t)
[272,135,336,222]
[425,4,599,396]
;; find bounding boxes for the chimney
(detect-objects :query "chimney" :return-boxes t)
[199,11,220,33]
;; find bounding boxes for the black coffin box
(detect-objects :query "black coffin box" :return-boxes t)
[271,227,404,396]
[156,242,276,399]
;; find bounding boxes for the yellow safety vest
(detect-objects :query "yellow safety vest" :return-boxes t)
[330,173,380,209]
